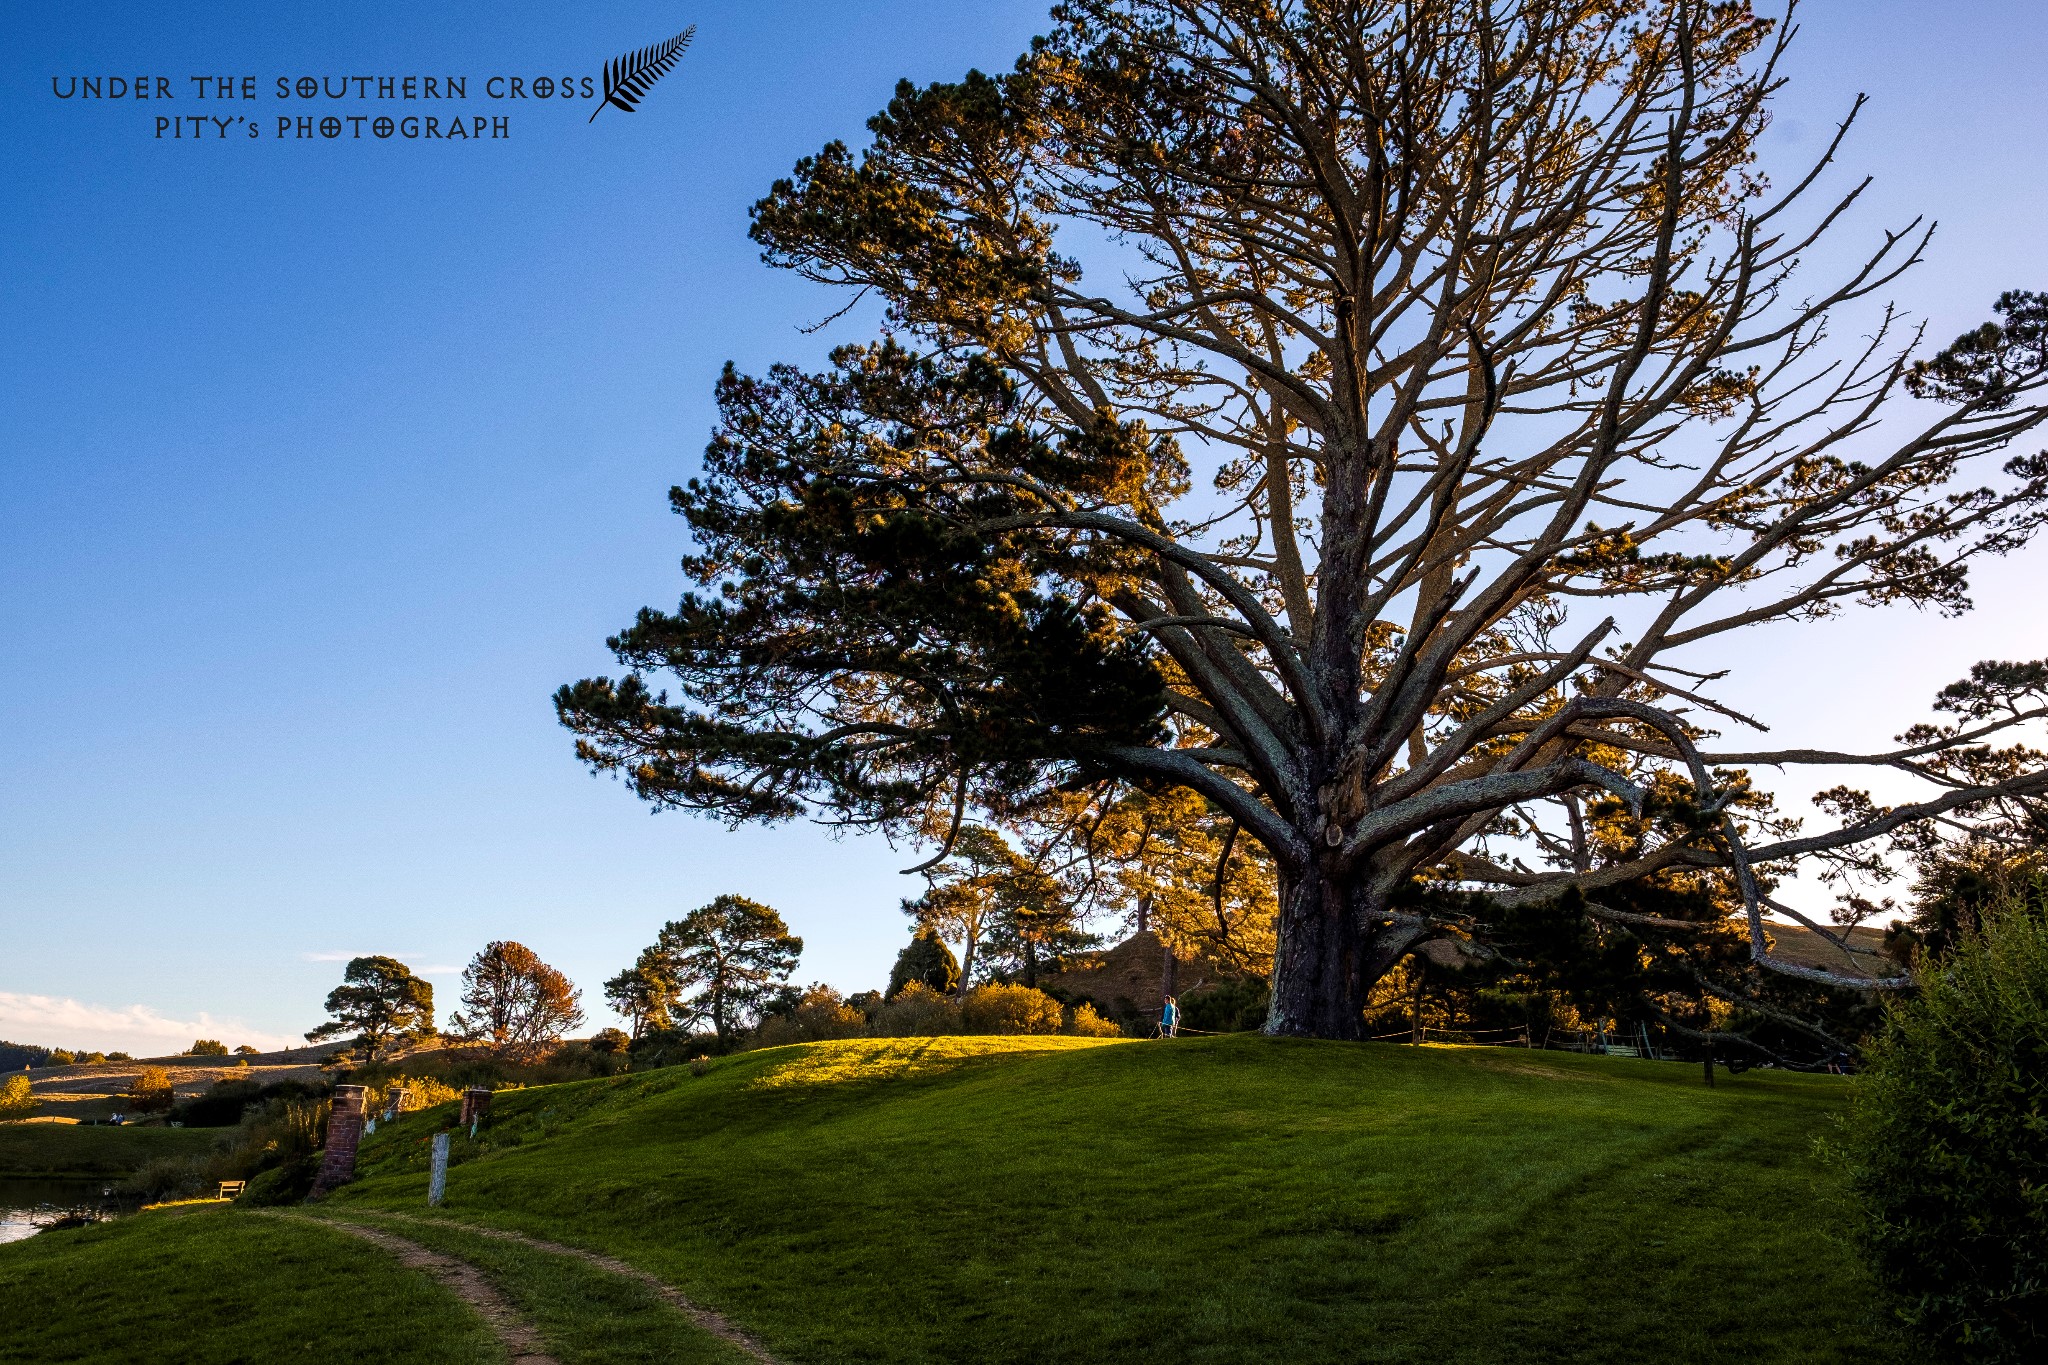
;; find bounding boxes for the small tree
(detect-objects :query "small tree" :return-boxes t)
[0,1073,40,1121]
[447,941,586,1059]
[305,955,436,1063]
[960,983,1063,1035]
[232,1044,261,1056]
[886,927,961,999]
[187,1039,229,1057]
[603,947,679,1041]
[653,895,803,1046]
[127,1066,174,1113]
[1840,901,2048,1361]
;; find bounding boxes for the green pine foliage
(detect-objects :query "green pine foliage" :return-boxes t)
[886,927,960,998]
[1840,902,2048,1361]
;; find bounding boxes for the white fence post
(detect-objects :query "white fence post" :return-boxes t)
[428,1130,450,1207]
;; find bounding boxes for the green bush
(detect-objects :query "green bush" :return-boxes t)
[887,928,961,998]
[960,984,1062,1035]
[752,986,869,1048]
[0,1073,40,1121]
[1063,1002,1122,1037]
[868,982,962,1036]
[187,1039,230,1057]
[1839,902,2048,1361]
[127,1066,175,1113]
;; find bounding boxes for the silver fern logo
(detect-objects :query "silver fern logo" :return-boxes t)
[589,26,694,123]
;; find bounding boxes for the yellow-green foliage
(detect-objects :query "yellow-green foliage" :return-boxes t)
[375,1075,462,1111]
[0,1072,41,1120]
[753,987,869,1048]
[1064,1002,1122,1037]
[960,983,1062,1035]
[854,983,1115,1040]
[866,982,961,1036]
[127,1066,174,1112]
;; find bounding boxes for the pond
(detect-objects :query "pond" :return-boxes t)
[0,1178,135,1244]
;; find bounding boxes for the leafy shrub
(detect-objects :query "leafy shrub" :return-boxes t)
[0,1073,41,1120]
[375,1074,462,1111]
[127,1066,175,1112]
[1063,1003,1122,1037]
[187,1039,230,1057]
[960,984,1062,1035]
[127,1154,210,1202]
[590,1028,631,1054]
[753,985,869,1048]
[1839,902,2048,1361]
[47,1050,76,1067]
[868,982,963,1036]
[106,1052,132,1063]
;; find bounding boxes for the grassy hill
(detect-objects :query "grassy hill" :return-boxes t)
[2,1036,1905,1363]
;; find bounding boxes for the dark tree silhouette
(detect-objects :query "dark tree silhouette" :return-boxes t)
[306,955,435,1062]
[653,895,804,1045]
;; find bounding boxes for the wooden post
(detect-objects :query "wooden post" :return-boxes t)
[459,1087,492,1131]
[428,1131,449,1207]
[1409,962,1425,1044]
[384,1086,409,1122]
[311,1085,367,1195]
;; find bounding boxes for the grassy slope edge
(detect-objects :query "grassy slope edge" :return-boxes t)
[0,1122,218,1178]
[0,1205,501,1365]
[327,1036,1900,1365]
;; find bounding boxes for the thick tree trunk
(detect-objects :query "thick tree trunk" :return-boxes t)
[1264,863,1420,1040]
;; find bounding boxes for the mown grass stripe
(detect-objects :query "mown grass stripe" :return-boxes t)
[269,1213,559,1364]
[342,1210,782,1365]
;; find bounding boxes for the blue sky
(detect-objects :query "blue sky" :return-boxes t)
[3,2,2044,1053]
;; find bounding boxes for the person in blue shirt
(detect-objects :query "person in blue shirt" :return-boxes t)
[1160,995,1179,1038]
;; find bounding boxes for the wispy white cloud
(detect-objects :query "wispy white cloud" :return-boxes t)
[0,993,298,1056]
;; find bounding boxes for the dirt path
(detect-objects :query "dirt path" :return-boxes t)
[356,1211,782,1365]
[277,1215,560,1364]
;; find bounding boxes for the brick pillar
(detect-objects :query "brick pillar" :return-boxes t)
[458,1087,492,1128]
[383,1086,409,1121]
[312,1085,368,1195]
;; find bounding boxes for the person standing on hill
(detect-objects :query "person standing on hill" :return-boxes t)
[1160,995,1179,1039]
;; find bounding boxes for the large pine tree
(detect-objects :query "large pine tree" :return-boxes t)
[561,1,2048,1039]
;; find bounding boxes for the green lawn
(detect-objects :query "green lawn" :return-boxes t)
[316,1035,1904,1364]
[0,1121,218,1177]
[0,1205,500,1365]
[321,1211,753,1365]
